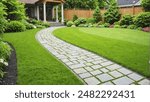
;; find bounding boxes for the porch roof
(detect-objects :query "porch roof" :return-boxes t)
[20,0,65,4]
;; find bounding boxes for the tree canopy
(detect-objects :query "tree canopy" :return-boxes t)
[64,0,112,9]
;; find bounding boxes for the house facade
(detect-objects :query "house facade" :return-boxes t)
[20,0,65,23]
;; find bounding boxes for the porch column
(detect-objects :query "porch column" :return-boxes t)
[52,7,55,20]
[43,2,47,22]
[56,6,59,23]
[37,5,40,20]
[61,3,64,24]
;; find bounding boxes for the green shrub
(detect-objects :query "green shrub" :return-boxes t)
[88,23,93,27]
[137,27,142,30]
[5,21,26,32]
[134,12,150,27]
[121,25,128,28]
[93,6,102,23]
[114,21,120,25]
[26,23,36,29]
[67,21,74,27]
[74,18,86,26]
[74,20,80,26]
[72,15,78,21]
[41,22,50,27]
[0,2,7,34]
[104,23,110,27]
[71,25,76,27]
[78,24,85,27]
[120,15,134,26]
[104,4,121,24]
[97,21,104,25]
[141,0,150,11]
[114,25,121,28]
[99,25,105,28]
[22,20,36,29]
[127,25,137,29]
[0,41,11,60]
[2,0,26,21]
[0,41,11,78]
[86,18,95,24]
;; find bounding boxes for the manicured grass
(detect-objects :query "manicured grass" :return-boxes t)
[53,27,150,77]
[1,29,83,85]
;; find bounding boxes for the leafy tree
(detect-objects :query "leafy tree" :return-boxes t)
[93,6,102,23]
[64,0,105,9]
[104,3,121,24]
[141,0,150,11]
[0,2,7,34]
[1,0,26,21]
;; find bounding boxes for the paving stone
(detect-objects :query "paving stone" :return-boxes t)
[101,61,113,66]
[92,60,103,64]
[97,74,114,82]
[62,59,69,63]
[113,76,134,85]
[79,73,92,79]
[74,68,87,74]
[91,65,102,69]
[84,77,100,85]
[117,68,132,75]
[109,71,123,78]
[100,68,109,73]
[128,73,144,81]
[84,67,93,71]
[85,63,93,66]
[70,63,86,69]
[138,79,150,85]
[66,62,74,66]
[90,70,102,75]
[106,64,121,71]
[101,82,114,85]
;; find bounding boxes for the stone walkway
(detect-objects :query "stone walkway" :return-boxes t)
[36,27,150,85]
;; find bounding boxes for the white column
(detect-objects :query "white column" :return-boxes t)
[43,2,46,22]
[37,5,40,20]
[56,6,59,23]
[61,3,64,24]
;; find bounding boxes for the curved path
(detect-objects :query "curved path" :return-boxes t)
[36,27,150,85]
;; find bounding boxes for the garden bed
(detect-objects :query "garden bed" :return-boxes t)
[0,43,17,85]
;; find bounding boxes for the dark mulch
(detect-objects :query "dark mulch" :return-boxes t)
[0,43,17,85]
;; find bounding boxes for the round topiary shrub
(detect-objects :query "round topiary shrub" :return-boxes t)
[5,21,26,32]
[141,0,150,11]
[120,15,134,26]
[134,12,150,27]
[67,21,74,27]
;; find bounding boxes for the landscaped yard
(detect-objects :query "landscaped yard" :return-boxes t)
[1,29,83,85]
[53,27,150,77]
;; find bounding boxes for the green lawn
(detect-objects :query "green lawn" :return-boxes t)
[1,29,82,85]
[53,27,150,77]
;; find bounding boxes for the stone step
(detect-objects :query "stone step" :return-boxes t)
[50,22,64,27]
